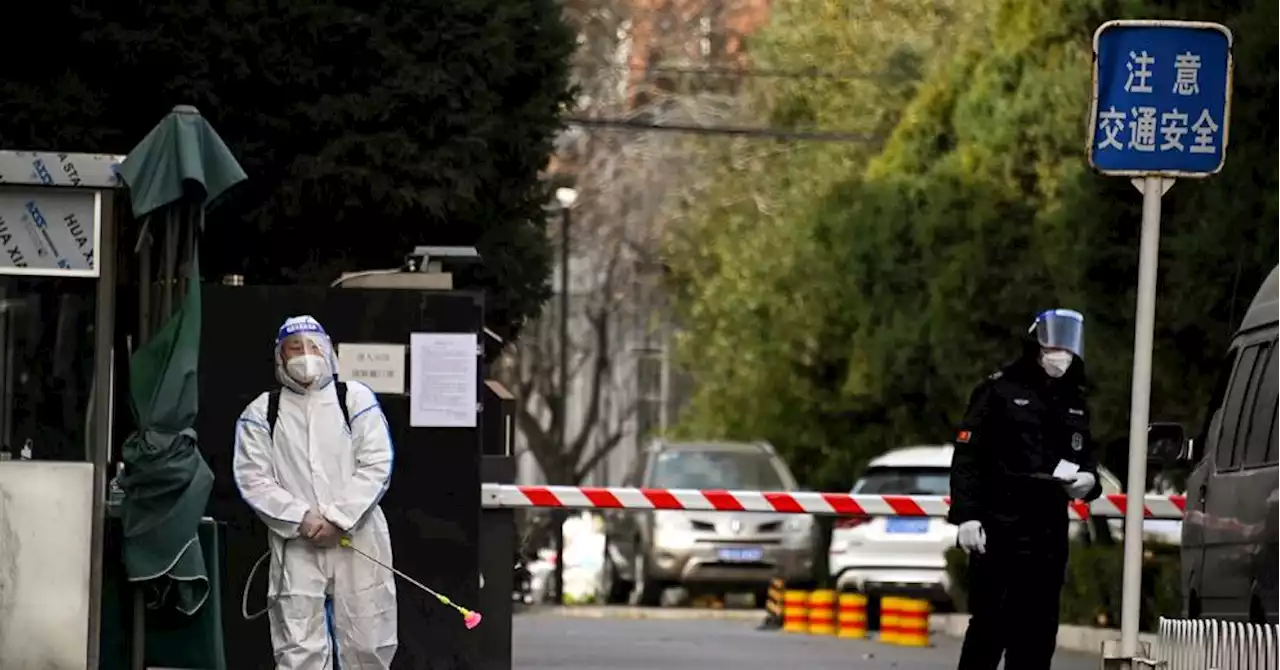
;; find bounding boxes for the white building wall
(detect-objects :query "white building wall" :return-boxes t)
[514,248,671,487]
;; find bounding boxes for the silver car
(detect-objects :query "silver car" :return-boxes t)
[600,441,815,606]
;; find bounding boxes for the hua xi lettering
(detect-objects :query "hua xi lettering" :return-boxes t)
[65,213,90,250]
[0,216,28,267]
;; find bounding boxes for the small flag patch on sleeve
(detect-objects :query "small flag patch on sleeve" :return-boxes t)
[956,430,972,444]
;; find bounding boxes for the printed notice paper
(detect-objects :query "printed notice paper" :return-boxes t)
[409,332,478,428]
[336,343,406,395]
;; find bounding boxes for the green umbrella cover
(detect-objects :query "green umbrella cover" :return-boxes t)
[119,105,247,219]
[120,264,215,614]
[117,105,246,616]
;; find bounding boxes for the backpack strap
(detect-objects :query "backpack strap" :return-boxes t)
[335,381,353,431]
[266,382,353,437]
[267,390,281,438]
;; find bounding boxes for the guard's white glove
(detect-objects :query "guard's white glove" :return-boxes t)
[957,520,986,555]
[1064,472,1097,499]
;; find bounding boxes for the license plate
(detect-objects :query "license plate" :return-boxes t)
[717,547,765,562]
[885,518,929,534]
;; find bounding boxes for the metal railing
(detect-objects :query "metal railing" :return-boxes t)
[1156,617,1280,670]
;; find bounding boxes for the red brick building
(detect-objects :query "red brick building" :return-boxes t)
[622,0,772,107]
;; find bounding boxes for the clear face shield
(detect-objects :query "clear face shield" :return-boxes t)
[1029,308,1085,359]
[274,317,337,388]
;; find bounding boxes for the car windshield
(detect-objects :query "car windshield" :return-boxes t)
[852,467,950,496]
[649,448,788,490]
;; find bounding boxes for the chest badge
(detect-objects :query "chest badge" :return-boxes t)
[1014,398,1030,406]
[1071,432,1084,451]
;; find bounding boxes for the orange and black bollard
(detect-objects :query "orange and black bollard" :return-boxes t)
[807,589,836,636]
[782,590,809,633]
[896,598,931,647]
[759,577,785,629]
[879,596,901,644]
[836,592,867,639]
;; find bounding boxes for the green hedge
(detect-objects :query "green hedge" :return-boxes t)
[944,542,1181,631]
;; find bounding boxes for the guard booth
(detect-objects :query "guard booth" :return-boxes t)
[0,146,517,669]
[0,150,124,669]
[196,247,513,670]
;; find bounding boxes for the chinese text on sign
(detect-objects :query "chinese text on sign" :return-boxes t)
[1090,22,1231,176]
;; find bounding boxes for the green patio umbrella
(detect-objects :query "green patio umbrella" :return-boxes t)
[117,105,246,615]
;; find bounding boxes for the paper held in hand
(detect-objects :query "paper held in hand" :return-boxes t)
[1052,459,1081,481]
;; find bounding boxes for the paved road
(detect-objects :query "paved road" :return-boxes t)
[514,611,1102,670]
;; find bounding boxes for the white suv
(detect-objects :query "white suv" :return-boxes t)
[827,445,1169,607]
[828,446,958,605]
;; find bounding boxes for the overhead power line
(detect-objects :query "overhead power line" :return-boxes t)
[564,116,879,143]
[612,63,894,82]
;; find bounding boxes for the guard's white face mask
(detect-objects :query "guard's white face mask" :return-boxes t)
[286,354,326,385]
[1041,350,1073,378]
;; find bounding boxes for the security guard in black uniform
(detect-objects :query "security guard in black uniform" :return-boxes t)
[948,309,1102,669]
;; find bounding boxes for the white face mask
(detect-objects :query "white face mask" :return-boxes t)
[1041,350,1073,378]
[286,354,327,384]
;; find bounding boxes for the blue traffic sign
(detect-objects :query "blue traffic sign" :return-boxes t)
[1088,20,1232,177]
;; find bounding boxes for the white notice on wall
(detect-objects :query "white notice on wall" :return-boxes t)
[337,343,407,395]
[409,332,478,428]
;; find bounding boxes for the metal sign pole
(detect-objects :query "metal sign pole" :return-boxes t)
[1086,19,1233,663]
[1118,175,1166,656]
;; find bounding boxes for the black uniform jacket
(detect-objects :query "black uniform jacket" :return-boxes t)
[947,350,1104,545]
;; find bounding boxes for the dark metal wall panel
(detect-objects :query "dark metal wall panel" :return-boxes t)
[197,284,483,670]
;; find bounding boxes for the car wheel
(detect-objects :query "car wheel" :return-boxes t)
[631,553,665,607]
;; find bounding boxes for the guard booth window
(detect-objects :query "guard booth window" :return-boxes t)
[0,277,97,462]
[1241,338,1279,469]
[1215,341,1270,472]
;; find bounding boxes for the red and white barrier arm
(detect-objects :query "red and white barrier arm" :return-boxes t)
[480,484,1187,520]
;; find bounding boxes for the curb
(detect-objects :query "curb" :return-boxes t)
[930,613,1157,654]
[526,605,765,622]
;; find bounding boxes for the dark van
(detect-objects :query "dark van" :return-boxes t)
[1150,264,1279,624]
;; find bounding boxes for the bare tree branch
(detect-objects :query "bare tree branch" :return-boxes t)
[575,397,642,481]
[500,0,757,486]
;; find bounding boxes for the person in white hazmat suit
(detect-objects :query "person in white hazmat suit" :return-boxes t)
[234,315,397,669]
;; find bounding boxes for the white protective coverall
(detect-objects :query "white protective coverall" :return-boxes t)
[233,315,397,669]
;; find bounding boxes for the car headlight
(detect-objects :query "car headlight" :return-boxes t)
[786,515,813,533]
[782,515,814,547]
[653,511,695,548]
[654,511,691,531]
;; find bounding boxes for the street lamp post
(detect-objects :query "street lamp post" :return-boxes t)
[552,187,577,605]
